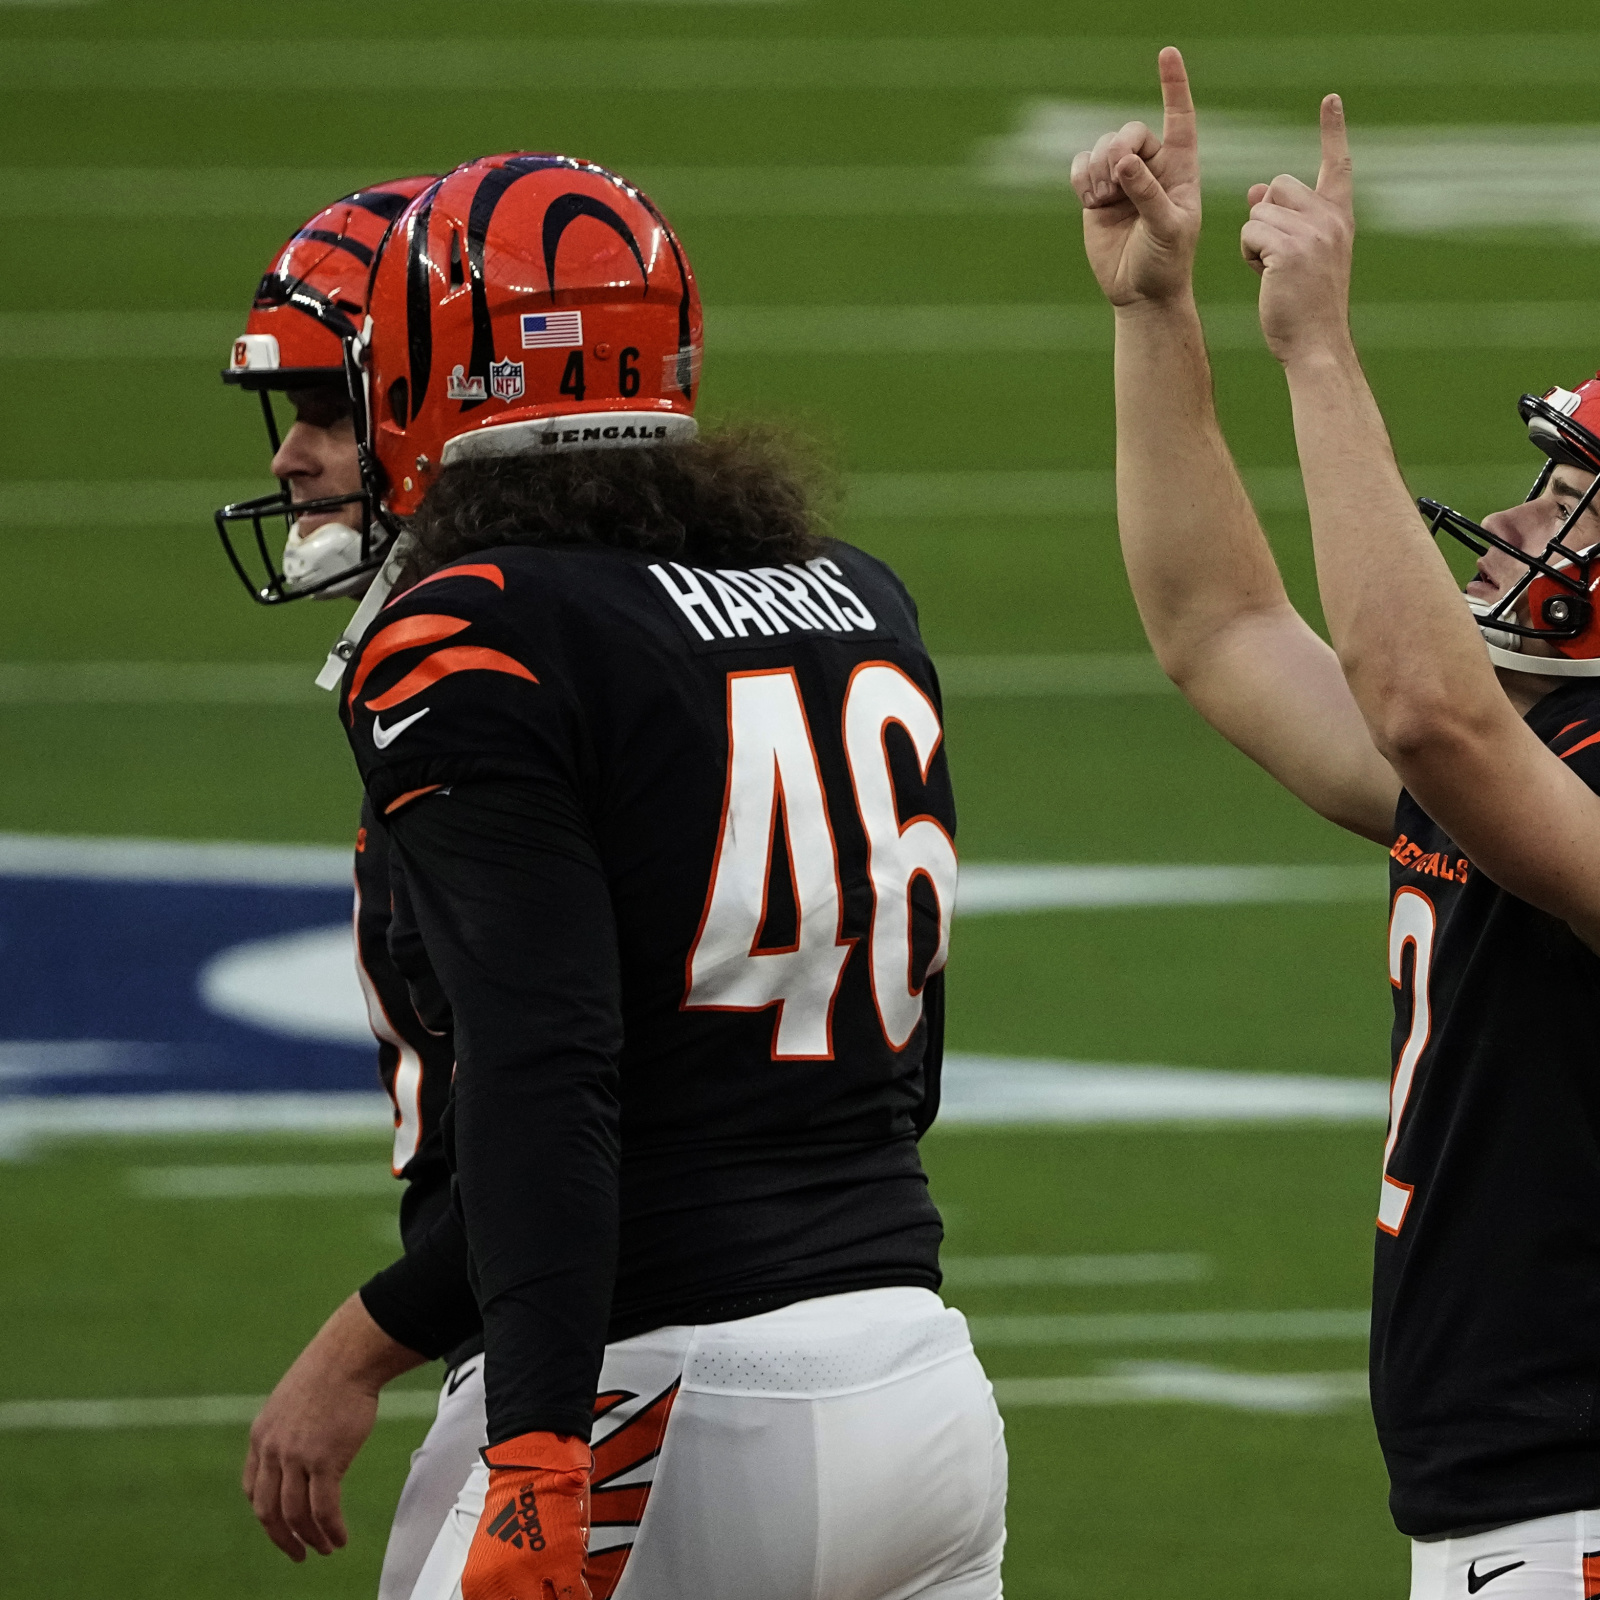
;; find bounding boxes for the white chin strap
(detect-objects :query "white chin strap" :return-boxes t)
[1468,596,1600,678]
[314,531,413,691]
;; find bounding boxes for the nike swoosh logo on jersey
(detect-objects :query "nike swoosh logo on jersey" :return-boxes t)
[446,1362,478,1396]
[1466,1558,1525,1592]
[372,706,431,749]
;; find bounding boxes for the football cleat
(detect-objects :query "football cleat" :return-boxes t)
[214,176,438,605]
[1420,376,1600,677]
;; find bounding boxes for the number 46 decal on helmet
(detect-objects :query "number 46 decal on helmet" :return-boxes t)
[685,662,957,1059]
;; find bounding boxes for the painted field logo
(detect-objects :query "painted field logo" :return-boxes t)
[489,358,526,402]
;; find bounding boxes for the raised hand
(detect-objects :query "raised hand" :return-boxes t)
[1070,47,1201,307]
[1241,94,1355,365]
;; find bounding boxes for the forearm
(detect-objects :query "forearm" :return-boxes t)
[296,1293,428,1394]
[1283,344,1508,753]
[1114,296,1290,678]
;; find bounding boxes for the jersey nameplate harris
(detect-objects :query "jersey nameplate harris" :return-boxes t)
[645,558,894,654]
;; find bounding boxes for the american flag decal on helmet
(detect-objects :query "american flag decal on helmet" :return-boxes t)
[522,311,583,348]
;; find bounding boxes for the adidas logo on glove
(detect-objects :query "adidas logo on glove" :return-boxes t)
[485,1485,547,1552]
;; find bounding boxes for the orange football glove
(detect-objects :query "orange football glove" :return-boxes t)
[461,1431,593,1600]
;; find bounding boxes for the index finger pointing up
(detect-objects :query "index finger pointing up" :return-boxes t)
[1317,92,1353,209]
[1158,46,1196,153]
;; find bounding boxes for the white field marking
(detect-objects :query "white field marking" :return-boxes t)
[966,1308,1371,1346]
[0,36,1596,92]
[0,1041,165,1082]
[0,1094,392,1149]
[985,103,1600,236]
[942,1253,1210,1287]
[0,1053,1388,1154]
[938,1056,1388,1127]
[200,927,372,1044]
[0,1388,439,1432]
[992,1362,1370,1414]
[0,830,350,884]
[194,860,1381,1045]
[0,661,318,704]
[8,303,1600,361]
[955,863,1384,913]
[0,466,1536,527]
[0,1365,1365,1430]
[128,1161,397,1198]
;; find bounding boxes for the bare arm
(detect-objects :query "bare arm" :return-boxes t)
[1074,48,1399,843]
[243,1292,426,1562]
[1248,96,1600,946]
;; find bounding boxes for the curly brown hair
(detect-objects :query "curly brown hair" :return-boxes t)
[405,422,831,579]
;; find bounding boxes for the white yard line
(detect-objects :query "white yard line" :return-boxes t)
[128,1162,398,1198]
[967,1309,1371,1346]
[993,1362,1370,1414]
[986,103,1600,236]
[0,1389,440,1431]
[0,1361,1368,1430]
[0,831,351,884]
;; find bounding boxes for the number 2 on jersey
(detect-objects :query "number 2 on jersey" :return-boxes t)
[685,664,957,1059]
[1380,888,1436,1235]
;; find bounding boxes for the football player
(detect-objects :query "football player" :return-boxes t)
[216,181,493,1600]
[326,153,1008,1600]
[1074,49,1600,1599]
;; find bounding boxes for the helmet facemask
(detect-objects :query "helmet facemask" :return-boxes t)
[214,178,437,605]
[1419,387,1600,677]
[214,376,391,603]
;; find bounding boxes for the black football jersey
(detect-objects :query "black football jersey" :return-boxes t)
[352,796,455,1218]
[351,798,484,1366]
[342,539,952,1441]
[1373,679,1600,1536]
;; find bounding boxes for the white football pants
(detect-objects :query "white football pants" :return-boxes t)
[1411,1508,1600,1600]
[378,1355,487,1600]
[408,1286,1007,1600]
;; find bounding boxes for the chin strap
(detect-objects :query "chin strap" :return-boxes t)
[314,531,413,690]
[1468,596,1600,678]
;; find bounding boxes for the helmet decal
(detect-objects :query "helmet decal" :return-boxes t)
[542,192,650,290]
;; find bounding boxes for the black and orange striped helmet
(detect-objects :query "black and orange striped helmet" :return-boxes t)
[1421,376,1600,678]
[215,176,437,605]
[357,153,701,521]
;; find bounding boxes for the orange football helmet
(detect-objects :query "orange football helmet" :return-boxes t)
[1421,376,1600,677]
[356,153,702,521]
[215,176,437,603]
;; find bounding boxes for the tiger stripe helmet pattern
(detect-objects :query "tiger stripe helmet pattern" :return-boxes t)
[224,176,438,389]
[361,153,703,518]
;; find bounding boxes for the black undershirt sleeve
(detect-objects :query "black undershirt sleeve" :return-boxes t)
[914,970,944,1140]
[384,778,623,1444]
[358,1196,480,1359]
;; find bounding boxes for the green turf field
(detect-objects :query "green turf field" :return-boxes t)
[6,0,1600,1594]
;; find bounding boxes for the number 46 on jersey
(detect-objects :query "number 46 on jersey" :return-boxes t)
[684,662,957,1060]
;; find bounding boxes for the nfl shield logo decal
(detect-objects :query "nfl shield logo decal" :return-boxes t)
[489,358,525,402]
